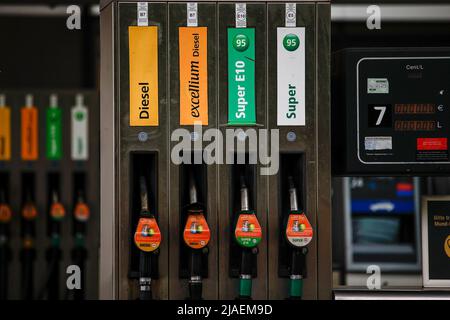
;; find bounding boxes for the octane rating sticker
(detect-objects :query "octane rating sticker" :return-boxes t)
[134,217,161,252]
[286,213,313,247]
[183,214,210,249]
[235,213,262,248]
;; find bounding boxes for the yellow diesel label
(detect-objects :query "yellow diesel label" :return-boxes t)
[129,26,159,126]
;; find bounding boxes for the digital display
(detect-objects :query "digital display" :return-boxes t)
[394,103,435,114]
[394,120,436,131]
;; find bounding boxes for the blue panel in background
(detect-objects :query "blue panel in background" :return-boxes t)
[351,199,415,214]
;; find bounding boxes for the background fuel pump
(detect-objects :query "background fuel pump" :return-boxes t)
[234,176,262,299]
[133,176,161,300]
[284,176,313,299]
[182,172,210,300]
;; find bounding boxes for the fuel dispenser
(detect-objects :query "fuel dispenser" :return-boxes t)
[100,0,331,300]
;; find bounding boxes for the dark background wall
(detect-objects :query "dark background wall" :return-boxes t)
[0,1,99,90]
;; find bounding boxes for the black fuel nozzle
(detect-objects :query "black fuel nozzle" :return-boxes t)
[235,175,260,300]
[285,176,308,299]
[184,171,209,300]
[136,175,157,301]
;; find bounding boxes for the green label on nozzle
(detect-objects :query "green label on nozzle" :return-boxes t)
[46,107,62,160]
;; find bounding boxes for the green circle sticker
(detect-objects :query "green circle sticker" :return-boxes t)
[283,34,300,51]
[233,34,249,52]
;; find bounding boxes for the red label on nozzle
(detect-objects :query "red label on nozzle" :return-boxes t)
[74,202,90,222]
[22,203,37,221]
[134,217,161,252]
[0,204,12,223]
[286,213,313,247]
[235,213,262,248]
[183,214,210,249]
[50,202,65,220]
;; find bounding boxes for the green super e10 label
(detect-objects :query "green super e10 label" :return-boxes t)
[227,28,256,125]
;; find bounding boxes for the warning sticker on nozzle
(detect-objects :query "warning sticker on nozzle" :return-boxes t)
[286,213,313,247]
[364,136,392,151]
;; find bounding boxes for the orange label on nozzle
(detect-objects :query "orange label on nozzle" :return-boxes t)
[22,203,37,221]
[183,213,210,249]
[21,106,38,161]
[0,204,12,223]
[50,202,65,220]
[0,107,11,161]
[235,213,262,248]
[134,217,161,252]
[74,202,90,222]
[286,213,313,247]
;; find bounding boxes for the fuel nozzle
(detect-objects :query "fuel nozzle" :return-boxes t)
[134,176,161,300]
[234,176,261,300]
[288,176,298,212]
[140,176,150,215]
[240,176,250,212]
[0,189,12,225]
[285,176,311,300]
[183,170,210,300]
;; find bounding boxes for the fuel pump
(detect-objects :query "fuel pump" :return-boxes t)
[234,176,262,299]
[44,189,65,300]
[71,190,90,300]
[20,191,37,300]
[133,176,161,300]
[0,190,12,300]
[284,176,313,299]
[182,172,210,300]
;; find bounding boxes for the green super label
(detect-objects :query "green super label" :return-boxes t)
[46,107,62,160]
[227,28,256,125]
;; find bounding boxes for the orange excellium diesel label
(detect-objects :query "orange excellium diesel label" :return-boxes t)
[179,27,208,125]
[129,26,159,126]
[134,217,161,252]
[183,213,211,249]
[0,106,11,161]
[21,106,38,161]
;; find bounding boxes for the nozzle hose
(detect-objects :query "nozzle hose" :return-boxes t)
[188,171,198,206]
[288,176,299,212]
[240,176,250,212]
[139,251,153,300]
[189,249,203,300]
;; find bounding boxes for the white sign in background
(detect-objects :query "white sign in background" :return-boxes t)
[277,27,305,126]
[71,103,89,161]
